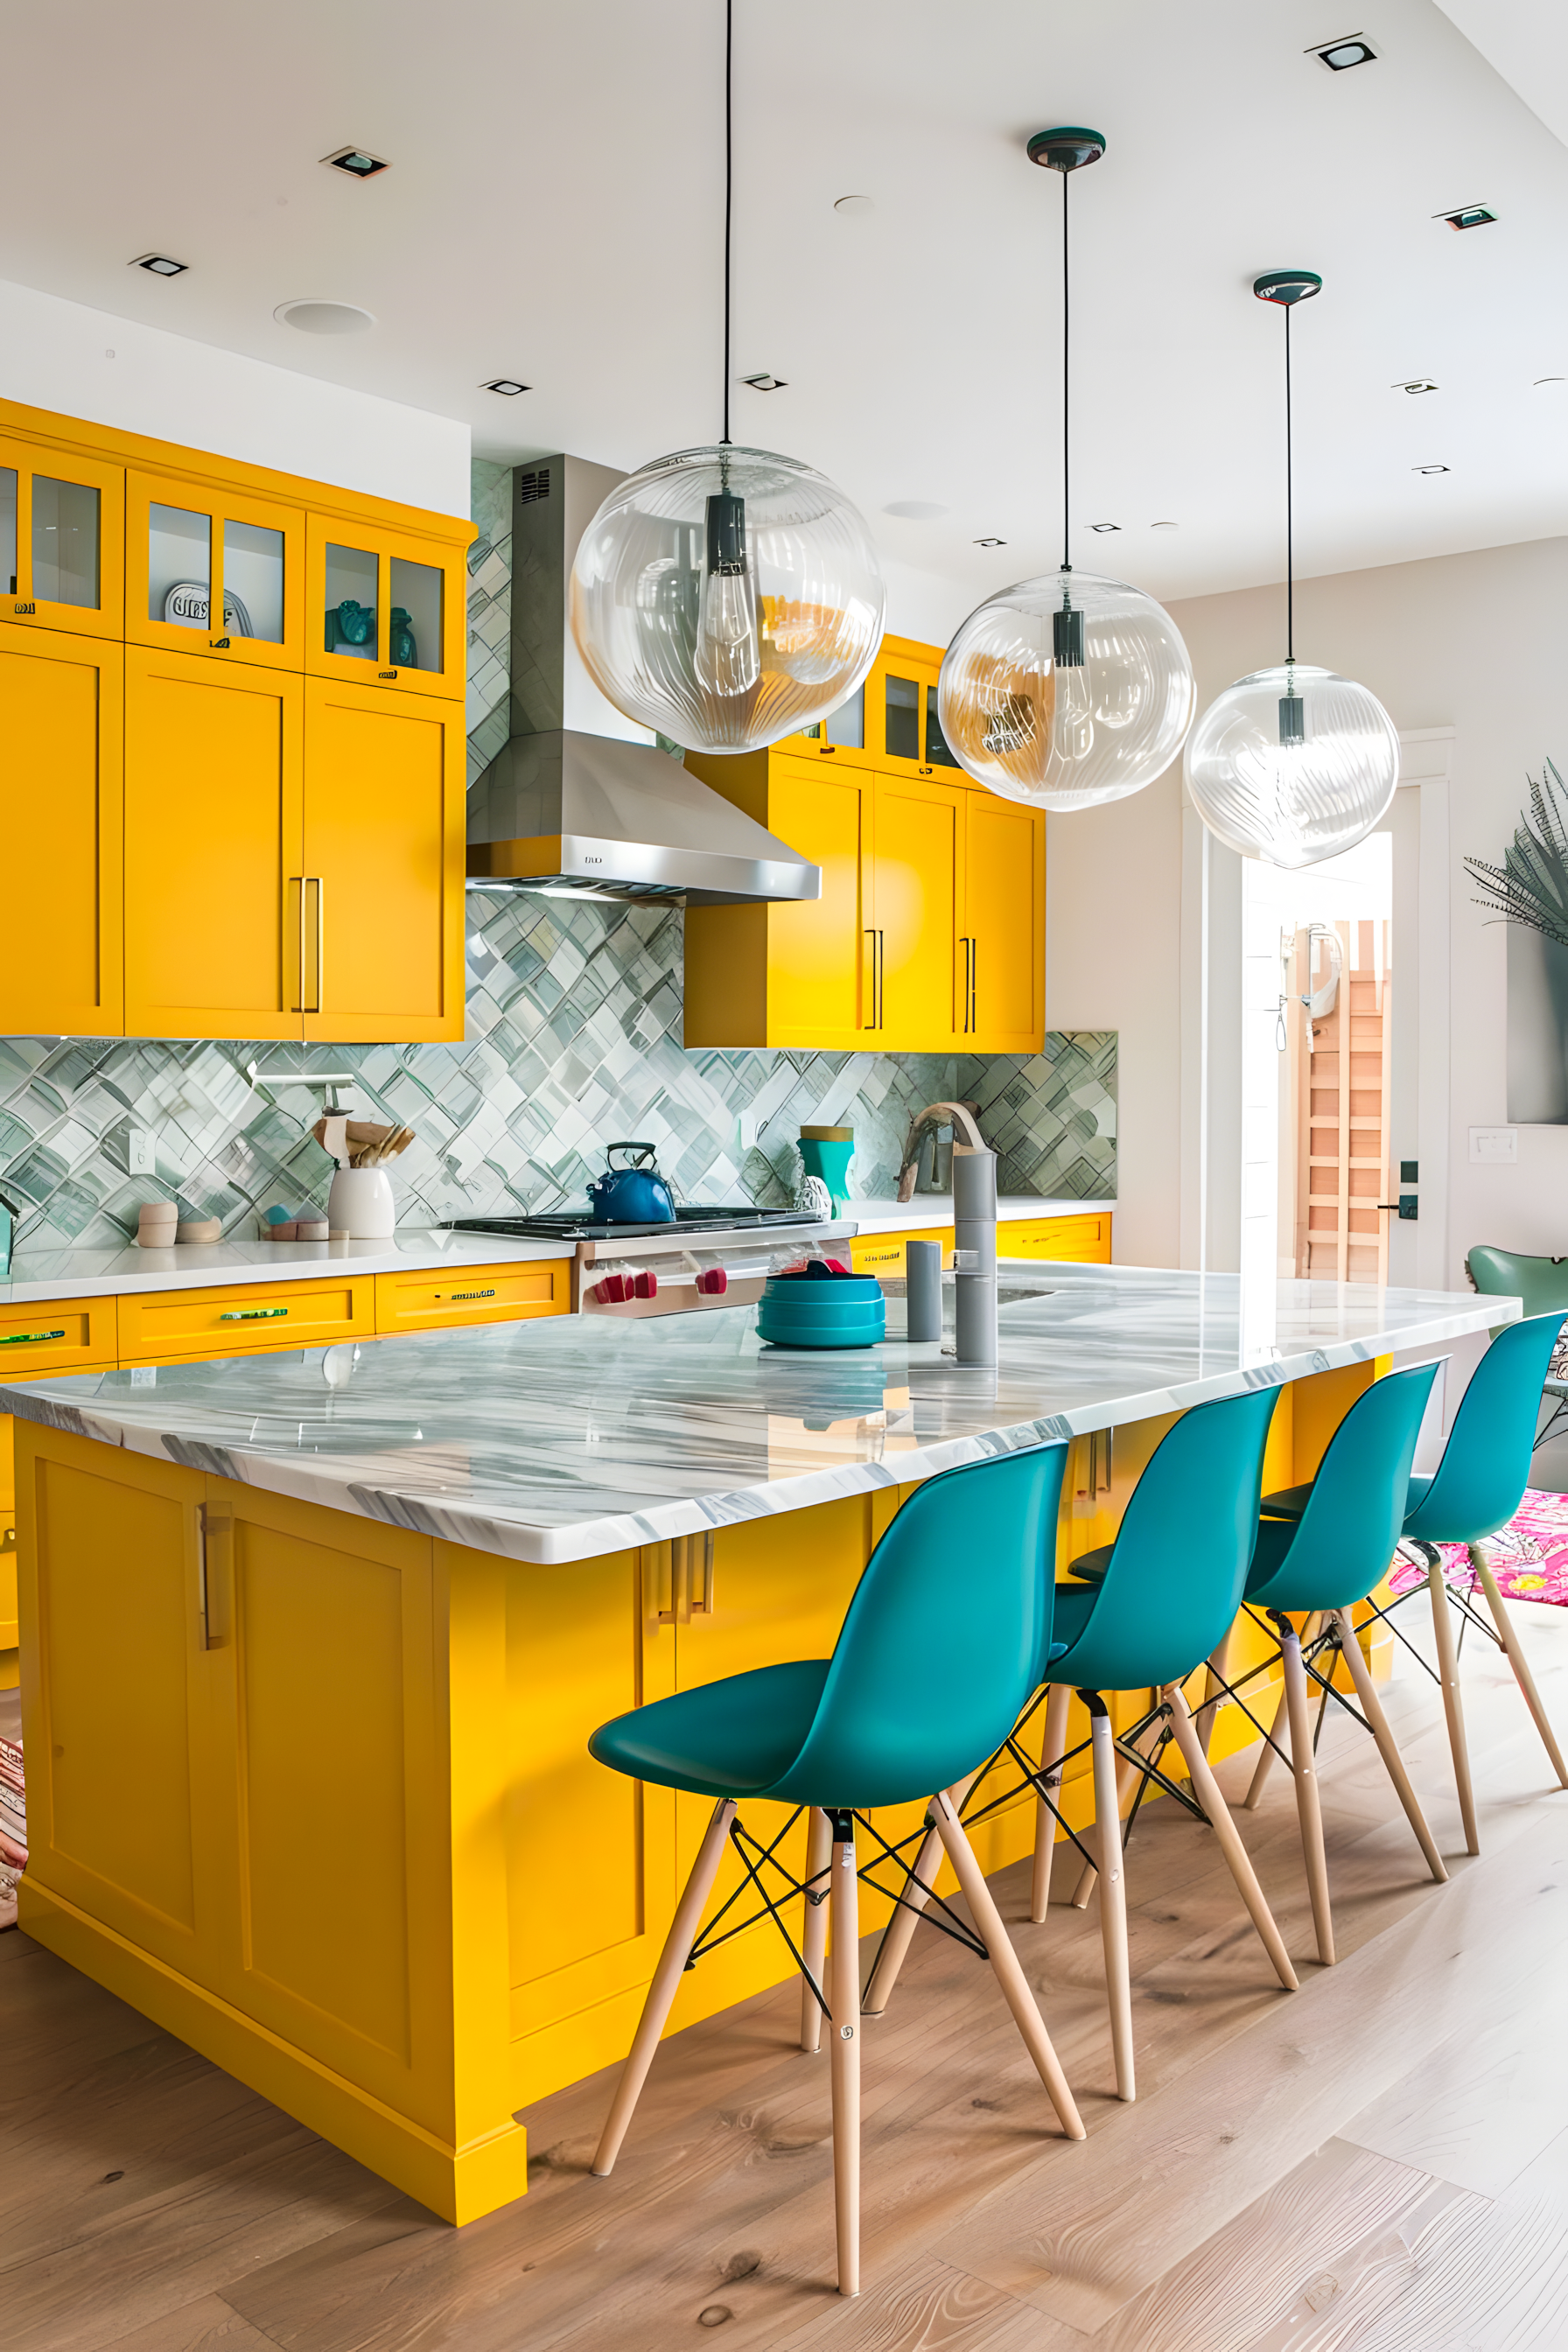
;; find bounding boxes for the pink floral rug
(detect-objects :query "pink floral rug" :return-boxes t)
[1387,1488,1568,1606]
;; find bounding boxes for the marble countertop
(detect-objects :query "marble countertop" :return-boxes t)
[0,1265,1513,1566]
[846,1196,1114,1235]
[0,1200,1110,1305]
[0,1228,576,1306]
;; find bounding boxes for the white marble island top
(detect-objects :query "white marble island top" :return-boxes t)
[0,1265,1515,1566]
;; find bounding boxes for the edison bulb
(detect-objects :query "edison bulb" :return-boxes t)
[938,568,1194,810]
[571,446,885,753]
[1185,662,1399,868]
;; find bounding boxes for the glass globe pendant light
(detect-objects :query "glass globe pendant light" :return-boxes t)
[570,2,884,753]
[1185,270,1399,867]
[937,129,1196,811]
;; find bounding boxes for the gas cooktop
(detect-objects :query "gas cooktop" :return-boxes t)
[446,1207,828,1243]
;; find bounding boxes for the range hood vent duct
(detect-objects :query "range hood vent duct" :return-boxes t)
[466,452,820,907]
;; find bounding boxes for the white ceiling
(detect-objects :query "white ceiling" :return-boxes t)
[4,0,1566,611]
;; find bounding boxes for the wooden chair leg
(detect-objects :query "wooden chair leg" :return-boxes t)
[1332,1608,1448,1884]
[827,1811,861,2298]
[1086,1700,1136,2100]
[800,1806,833,2052]
[1244,1612,1318,1811]
[1279,1624,1335,1964]
[1424,1554,1480,1854]
[1469,1544,1568,1788]
[1244,1677,1292,1810]
[592,1797,736,2176]
[1031,1683,1072,1922]
[860,1768,979,2018]
[1162,1684,1299,1992]
[931,1792,1085,2138]
[1072,1709,1153,1908]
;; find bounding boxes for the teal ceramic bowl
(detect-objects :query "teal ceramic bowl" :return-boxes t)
[756,1274,886,1350]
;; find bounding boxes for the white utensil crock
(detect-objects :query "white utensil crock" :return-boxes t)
[327,1165,396,1238]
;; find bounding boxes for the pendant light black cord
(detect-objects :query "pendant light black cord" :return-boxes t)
[1284,302,1293,662]
[1060,164,1071,573]
[722,0,733,447]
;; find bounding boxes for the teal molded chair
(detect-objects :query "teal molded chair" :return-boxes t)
[585,1441,1084,2301]
[1240,1362,1446,1966]
[1031,1386,1298,2103]
[1467,1248,1568,1453]
[1256,1314,1568,1857]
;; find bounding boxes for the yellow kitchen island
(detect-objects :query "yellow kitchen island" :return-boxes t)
[1,1264,1508,2222]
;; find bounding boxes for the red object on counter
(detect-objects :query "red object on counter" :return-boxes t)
[593,1272,627,1304]
[696,1266,728,1295]
[633,1270,658,1299]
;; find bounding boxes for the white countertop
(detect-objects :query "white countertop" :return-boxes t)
[0,1228,572,1306]
[849,1196,1114,1235]
[0,1200,1112,1305]
[0,1264,1511,1566]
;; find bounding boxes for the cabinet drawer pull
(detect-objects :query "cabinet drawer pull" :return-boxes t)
[658,1531,716,1624]
[0,1327,66,1345]
[198,1503,233,1649]
[449,1288,497,1302]
[220,1306,290,1321]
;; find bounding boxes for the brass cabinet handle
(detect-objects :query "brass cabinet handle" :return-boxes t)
[959,936,976,1033]
[290,876,304,1012]
[0,1327,65,1345]
[0,1525,16,1552]
[197,1503,234,1649]
[220,1306,289,1321]
[655,1533,716,1625]
[863,928,885,1030]
[304,876,324,1013]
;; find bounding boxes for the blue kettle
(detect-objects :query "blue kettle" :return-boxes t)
[587,1142,676,1225]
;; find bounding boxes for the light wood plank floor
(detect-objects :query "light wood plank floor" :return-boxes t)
[4,1600,1568,2352]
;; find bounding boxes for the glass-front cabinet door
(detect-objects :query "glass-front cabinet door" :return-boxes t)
[0,435,123,641]
[126,472,304,669]
[304,517,466,699]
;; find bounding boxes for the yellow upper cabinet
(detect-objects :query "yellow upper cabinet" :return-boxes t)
[123,648,305,1041]
[127,469,304,672]
[0,622,123,1036]
[0,430,123,643]
[683,634,1045,1054]
[302,678,466,1042]
[963,788,1045,1051]
[306,517,466,700]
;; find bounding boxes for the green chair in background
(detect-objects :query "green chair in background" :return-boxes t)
[584,1441,1084,2301]
[1468,1246,1568,1452]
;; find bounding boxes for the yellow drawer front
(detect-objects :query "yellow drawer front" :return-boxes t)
[117,1277,375,1364]
[374,1258,570,1333]
[0,1296,117,1376]
[998,1213,1111,1263]
[849,1227,951,1274]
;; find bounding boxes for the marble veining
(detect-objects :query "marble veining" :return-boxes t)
[0,1267,1517,1565]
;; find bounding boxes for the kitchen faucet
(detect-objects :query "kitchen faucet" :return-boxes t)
[899,1102,998,1368]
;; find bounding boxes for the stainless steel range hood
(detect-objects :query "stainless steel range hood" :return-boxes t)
[466,454,820,906]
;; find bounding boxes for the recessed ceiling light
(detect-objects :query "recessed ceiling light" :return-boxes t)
[741,372,787,390]
[274,299,375,335]
[1088,522,1121,533]
[483,379,530,396]
[973,536,1007,547]
[883,500,948,520]
[1437,205,1496,231]
[1151,520,1179,529]
[834,193,873,214]
[323,146,388,178]
[1393,379,1438,394]
[1413,462,1452,474]
[132,253,187,276]
[1308,32,1377,69]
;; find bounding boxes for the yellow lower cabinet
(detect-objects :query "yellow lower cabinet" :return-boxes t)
[849,1226,951,1275]
[499,1544,676,2108]
[118,1275,374,1365]
[375,1258,570,1334]
[999,1212,1112,1263]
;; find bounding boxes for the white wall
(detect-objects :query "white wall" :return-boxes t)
[1058,535,1568,1278]
[0,275,470,517]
